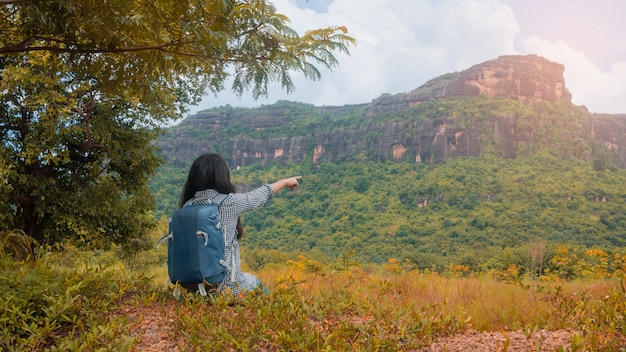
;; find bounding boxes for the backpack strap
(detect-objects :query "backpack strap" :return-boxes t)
[156,218,173,247]
[156,232,172,247]
[211,193,228,205]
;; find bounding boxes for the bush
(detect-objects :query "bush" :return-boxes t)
[0,244,150,351]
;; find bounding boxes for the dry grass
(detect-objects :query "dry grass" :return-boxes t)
[148,250,622,333]
[141,242,625,350]
[3,243,624,351]
[251,256,620,332]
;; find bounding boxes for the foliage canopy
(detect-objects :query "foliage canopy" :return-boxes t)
[0,0,355,247]
[151,153,626,275]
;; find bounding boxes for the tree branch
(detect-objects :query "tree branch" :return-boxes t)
[0,34,207,57]
[70,95,107,151]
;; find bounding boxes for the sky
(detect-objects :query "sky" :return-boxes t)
[187,0,626,115]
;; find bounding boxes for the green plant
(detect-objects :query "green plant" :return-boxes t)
[1,229,37,260]
[0,248,148,351]
[541,278,626,351]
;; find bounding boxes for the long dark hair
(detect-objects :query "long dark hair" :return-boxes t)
[180,153,244,239]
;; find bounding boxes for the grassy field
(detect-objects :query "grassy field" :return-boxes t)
[2,232,625,351]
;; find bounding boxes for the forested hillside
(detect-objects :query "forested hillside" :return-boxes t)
[151,96,626,275]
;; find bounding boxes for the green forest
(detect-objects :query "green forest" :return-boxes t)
[151,97,626,279]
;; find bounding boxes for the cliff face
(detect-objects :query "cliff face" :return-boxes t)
[160,55,626,169]
[368,54,571,113]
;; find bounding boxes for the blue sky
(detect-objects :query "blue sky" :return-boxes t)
[187,0,626,115]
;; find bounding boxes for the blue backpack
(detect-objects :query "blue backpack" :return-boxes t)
[158,194,228,295]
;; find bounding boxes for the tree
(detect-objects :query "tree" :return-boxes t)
[0,0,355,249]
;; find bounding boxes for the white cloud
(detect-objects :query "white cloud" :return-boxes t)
[188,0,626,115]
[275,0,520,102]
[520,36,626,114]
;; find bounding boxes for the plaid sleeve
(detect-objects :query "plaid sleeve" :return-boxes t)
[228,184,273,215]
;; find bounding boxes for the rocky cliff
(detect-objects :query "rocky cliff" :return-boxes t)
[368,54,571,113]
[159,55,625,169]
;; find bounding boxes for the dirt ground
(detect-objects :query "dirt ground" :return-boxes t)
[118,302,623,351]
[416,328,576,351]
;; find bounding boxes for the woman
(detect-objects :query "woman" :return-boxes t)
[179,153,301,296]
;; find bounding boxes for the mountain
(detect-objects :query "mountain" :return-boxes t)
[158,54,625,170]
[369,54,571,111]
[153,55,626,266]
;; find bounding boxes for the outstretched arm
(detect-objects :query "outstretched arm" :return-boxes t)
[270,176,302,193]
